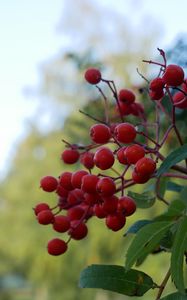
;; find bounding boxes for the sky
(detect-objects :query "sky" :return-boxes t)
[0,0,187,179]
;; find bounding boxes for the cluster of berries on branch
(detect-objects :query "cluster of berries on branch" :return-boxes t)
[34,48,187,256]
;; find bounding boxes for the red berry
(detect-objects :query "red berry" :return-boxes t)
[94,147,114,170]
[67,189,84,205]
[116,146,128,165]
[56,185,69,197]
[106,212,126,231]
[61,149,80,164]
[90,124,111,144]
[118,196,136,216]
[47,238,67,256]
[135,157,156,176]
[94,204,107,218]
[84,68,101,85]
[149,89,164,101]
[162,64,184,86]
[173,92,187,109]
[67,206,85,221]
[118,89,135,104]
[53,215,70,233]
[59,172,73,190]
[96,177,116,196]
[69,221,88,240]
[34,203,50,215]
[40,176,58,192]
[150,78,165,91]
[132,170,150,184]
[81,174,99,193]
[84,193,101,205]
[102,195,118,214]
[130,102,144,116]
[124,144,145,164]
[115,102,132,116]
[71,170,89,189]
[37,210,54,225]
[80,152,95,169]
[114,123,136,143]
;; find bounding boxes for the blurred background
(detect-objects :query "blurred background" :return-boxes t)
[0,0,187,299]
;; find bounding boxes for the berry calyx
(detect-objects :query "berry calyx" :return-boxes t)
[84,68,101,85]
[47,238,68,256]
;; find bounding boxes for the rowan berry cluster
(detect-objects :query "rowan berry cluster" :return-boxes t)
[34,49,187,256]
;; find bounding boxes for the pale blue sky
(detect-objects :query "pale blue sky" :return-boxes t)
[0,0,187,178]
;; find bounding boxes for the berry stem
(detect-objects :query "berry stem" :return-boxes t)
[96,85,110,124]
[155,267,171,300]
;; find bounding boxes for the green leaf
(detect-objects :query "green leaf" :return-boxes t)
[161,292,187,299]
[154,200,186,221]
[124,220,153,236]
[180,187,187,206]
[127,191,156,208]
[159,177,169,198]
[171,216,187,293]
[167,181,185,193]
[157,144,187,177]
[79,264,154,296]
[125,221,173,270]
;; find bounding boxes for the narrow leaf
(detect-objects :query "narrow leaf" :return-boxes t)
[171,216,187,293]
[79,264,154,296]
[180,187,187,206]
[161,291,187,299]
[167,181,185,193]
[127,191,155,208]
[157,144,187,177]
[126,221,173,270]
[124,220,153,236]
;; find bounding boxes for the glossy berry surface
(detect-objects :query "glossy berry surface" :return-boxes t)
[84,68,101,85]
[37,210,54,225]
[118,89,135,104]
[61,149,80,164]
[47,238,68,256]
[34,203,50,215]
[81,174,99,193]
[118,196,136,216]
[53,215,70,233]
[40,176,58,192]
[94,147,114,170]
[80,152,95,169]
[135,157,156,176]
[90,124,111,144]
[114,123,136,143]
[96,177,116,196]
[125,144,145,164]
[162,64,184,86]
[69,221,88,240]
[105,212,126,231]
